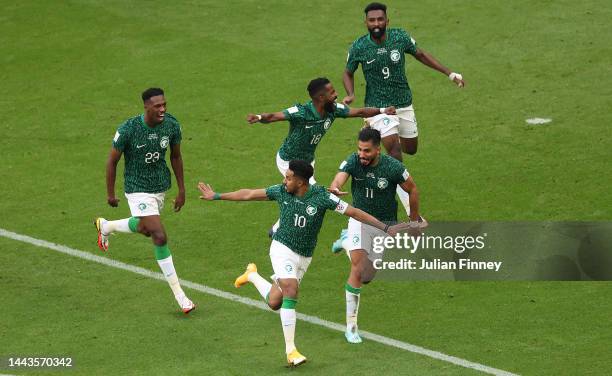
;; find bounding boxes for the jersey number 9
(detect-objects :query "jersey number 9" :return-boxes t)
[382,67,390,79]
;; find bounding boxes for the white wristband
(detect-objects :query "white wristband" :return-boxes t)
[256,114,262,121]
[449,72,462,81]
[379,107,386,114]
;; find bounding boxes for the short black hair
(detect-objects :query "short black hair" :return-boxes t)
[364,2,387,16]
[307,77,330,98]
[142,88,164,102]
[358,127,381,146]
[289,160,314,183]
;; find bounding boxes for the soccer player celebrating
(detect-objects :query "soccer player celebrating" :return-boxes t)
[246,77,396,235]
[343,2,465,214]
[198,160,408,367]
[329,128,424,343]
[94,88,195,314]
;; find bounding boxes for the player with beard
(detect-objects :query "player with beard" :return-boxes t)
[246,77,396,236]
[328,128,424,343]
[342,2,465,216]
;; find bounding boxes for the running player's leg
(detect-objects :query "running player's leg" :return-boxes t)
[139,213,195,313]
[268,240,308,366]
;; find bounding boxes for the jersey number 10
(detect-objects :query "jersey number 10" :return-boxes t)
[294,214,307,228]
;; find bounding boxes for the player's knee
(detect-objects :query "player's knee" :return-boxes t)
[151,231,167,245]
[281,285,298,299]
[269,301,282,311]
[361,279,372,285]
[402,143,418,155]
[389,147,403,161]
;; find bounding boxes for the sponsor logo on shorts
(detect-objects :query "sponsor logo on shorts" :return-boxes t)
[306,205,317,216]
[285,264,293,273]
[353,235,360,245]
[377,178,389,189]
[160,136,169,149]
[383,117,390,126]
[138,203,147,211]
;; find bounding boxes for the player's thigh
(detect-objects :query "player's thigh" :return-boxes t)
[397,105,418,139]
[269,240,301,281]
[347,218,386,262]
[381,134,403,161]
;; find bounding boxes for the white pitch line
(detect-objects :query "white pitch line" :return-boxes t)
[1,228,518,376]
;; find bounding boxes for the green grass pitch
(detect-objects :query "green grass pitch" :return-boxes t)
[1,0,611,375]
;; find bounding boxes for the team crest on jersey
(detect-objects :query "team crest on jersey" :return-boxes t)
[377,177,389,189]
[306,205,317,216]
[160,136,169,149]
[323,119,331,130]
[390,49,401,62]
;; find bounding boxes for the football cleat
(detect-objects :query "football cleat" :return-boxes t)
[179,296,196,314]
[345,329,363,344]
[234,263,257,288]
[286,349,307,367]
[94,218,109,251]
[331,229,348,254]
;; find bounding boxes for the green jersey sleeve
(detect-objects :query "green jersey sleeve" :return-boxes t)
[112,122,130,151]
[390,159,410,184]
[400,29,418,56]
[346,43,360,73]
[339,153,358,174]
[282,104,305,124]
[334,102,350,118]
[265,184,284,201]
[171,122,182,146]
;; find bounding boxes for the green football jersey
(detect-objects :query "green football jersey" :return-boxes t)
[112,113,182,194]
[278,101,350,163]
[346,28,418,108]
[266,184,349,257]
[339,153,409,222]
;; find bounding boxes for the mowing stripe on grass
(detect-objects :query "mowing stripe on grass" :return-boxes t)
[1,228,518,376]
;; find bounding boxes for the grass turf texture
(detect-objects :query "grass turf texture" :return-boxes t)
[1,0,611,375]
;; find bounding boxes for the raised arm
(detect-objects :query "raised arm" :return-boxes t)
[246,112,287,124]
[347,106,396,118]
[328,171,350,196]
[198,182,269,201]
[106,148,122,207]
[413,48,465,87]
[170,143,186,212]
[342,69,356,105]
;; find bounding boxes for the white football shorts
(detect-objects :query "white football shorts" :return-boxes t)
[366,105,418,139]
[125,192,165,217]
[269,240,312,283]
[346,217,388,262]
